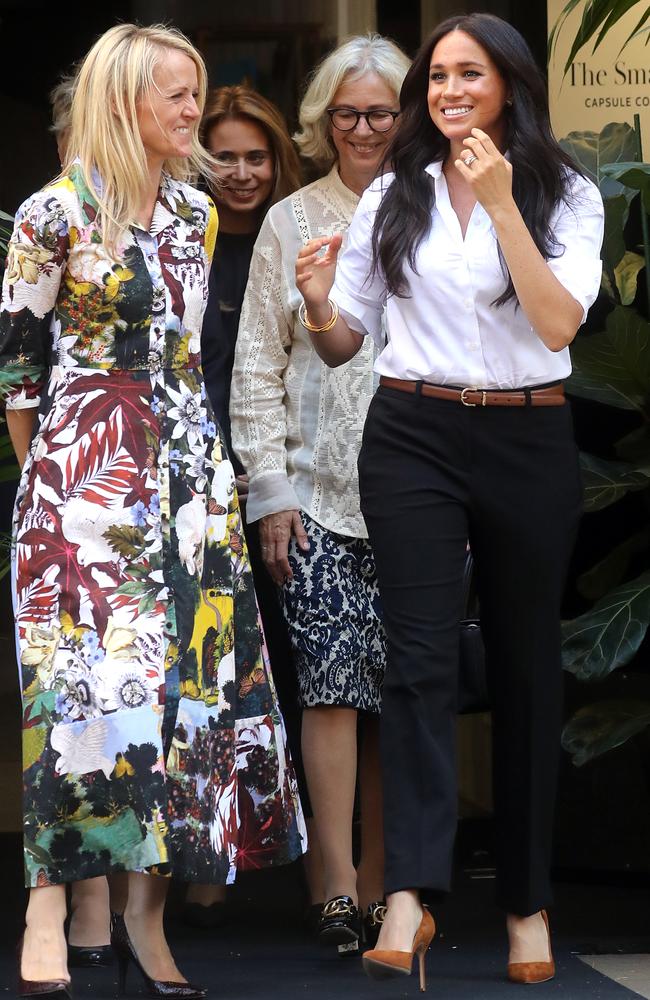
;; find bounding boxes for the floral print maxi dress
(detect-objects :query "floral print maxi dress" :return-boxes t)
[0,166,305,888]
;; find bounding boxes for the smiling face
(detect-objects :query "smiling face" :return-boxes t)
[328,70,400,195]
[136,47,201,169]
[427,29,509,157]
[207,116,275,233]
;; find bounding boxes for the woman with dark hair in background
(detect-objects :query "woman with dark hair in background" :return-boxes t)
[184,85,307,927]
[295,13,603,988]
[200,85,302,462]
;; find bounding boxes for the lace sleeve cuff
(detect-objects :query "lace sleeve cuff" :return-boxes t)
[245,471,302,524]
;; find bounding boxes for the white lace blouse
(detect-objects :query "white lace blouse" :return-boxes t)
[230,166,378,539]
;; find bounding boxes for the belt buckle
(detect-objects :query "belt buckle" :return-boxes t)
[460,386,487,407]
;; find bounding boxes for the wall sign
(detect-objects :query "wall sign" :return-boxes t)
[547,0,650,146]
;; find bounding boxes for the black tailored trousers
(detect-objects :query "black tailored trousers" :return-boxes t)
[357,385,583,916]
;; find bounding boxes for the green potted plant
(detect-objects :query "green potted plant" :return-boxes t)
[548,1,650,769]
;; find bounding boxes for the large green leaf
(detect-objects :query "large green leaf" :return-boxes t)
[559,122,637,189]
[562,699,650,766]
[580,452,650,510]
[627,20,650,46]
[602,194,631,274]
[614,251,645,304]
[0,211,14,261]
[578,527,650,600]
[549,0,650,74]
[600,162,650,213]
[560,125,638,273]
[561,569,650,680]
[596,1,650,53]
[548,0,588,64]
[568,306,650,411]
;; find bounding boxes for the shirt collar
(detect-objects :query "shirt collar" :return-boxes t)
[328,164,362,214]
[424,161,444,179]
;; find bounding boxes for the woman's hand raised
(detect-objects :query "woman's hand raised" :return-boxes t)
[454,128,514,219]
[295,234,343,327]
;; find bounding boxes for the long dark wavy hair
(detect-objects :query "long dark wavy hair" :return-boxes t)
[372,13,582,305]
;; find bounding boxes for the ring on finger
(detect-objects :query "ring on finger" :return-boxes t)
[464,154,478,167]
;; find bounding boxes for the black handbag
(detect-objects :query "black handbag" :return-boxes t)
[457,549,490,714]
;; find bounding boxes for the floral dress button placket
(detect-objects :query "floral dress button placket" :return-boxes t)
[134,227,178,744]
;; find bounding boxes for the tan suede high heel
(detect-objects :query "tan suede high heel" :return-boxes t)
[362,908,436,992]
[507,910,555,985]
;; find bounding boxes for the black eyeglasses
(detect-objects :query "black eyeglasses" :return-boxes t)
[326,107,400,133]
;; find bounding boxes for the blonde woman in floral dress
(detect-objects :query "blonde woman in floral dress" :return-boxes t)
[0,23,304,998]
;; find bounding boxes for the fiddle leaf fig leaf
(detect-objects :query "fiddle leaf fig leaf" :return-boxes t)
[561,126,638,273]
[580,452,650,511]
[561,570,650,681]
[614,251,645,304]
[560,123,638,189]
[600,162,650,213]
[568,306,650,411]
[602,193,631,273]
[562,699,650,767]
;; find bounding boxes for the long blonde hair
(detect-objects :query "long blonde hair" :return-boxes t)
[201,85,302,209]
[64,23,215,250]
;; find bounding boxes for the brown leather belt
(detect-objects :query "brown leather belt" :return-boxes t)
[379,376,565,407]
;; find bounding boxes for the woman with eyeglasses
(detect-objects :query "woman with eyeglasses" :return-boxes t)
[230,35,410,955]
[181,86,306,927]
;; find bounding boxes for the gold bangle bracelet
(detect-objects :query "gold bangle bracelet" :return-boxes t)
[298,298,339,333]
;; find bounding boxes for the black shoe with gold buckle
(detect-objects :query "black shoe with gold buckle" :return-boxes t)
[318,896,361,950]
[363,901,387,949]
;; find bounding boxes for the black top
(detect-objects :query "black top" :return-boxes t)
[201,230,257,468]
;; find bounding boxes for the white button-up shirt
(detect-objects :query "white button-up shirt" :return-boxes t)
[332,161,604,389]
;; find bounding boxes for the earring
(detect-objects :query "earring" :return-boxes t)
[505,98,513,107]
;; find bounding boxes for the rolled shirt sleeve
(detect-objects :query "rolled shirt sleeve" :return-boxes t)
[0,191,70,410]
[546,172,604,324]
[331,178,388,348]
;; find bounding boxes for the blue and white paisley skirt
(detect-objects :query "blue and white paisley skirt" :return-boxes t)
[279,511,386,713]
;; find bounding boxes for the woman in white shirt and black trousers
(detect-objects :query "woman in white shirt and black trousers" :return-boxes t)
[295,12,604,991]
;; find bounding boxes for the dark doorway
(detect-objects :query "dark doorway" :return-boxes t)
[0,0,131,211]
[377,0,421,58]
